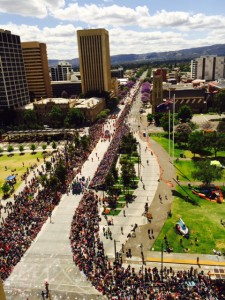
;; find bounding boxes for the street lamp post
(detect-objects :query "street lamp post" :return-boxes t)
[161,242,164,282]
[172,94,175,165]
[137,142,141,178]
[140,243,145,268]
[49,199,52,224]
[114,240,120,264]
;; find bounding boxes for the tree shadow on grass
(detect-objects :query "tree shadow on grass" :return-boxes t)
[172,189,200,206]
[174,164,191,181]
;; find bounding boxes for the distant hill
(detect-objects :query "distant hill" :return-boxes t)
[48,44,225,67]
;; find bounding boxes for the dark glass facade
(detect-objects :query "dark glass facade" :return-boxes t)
[0,29,30,110]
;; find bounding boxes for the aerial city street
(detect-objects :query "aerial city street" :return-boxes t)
[1,0,225,299]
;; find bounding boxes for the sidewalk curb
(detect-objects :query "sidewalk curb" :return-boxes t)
[145,257,225,266]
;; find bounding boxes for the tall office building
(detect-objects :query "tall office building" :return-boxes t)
[77,28,111,95]
[191,56,225,81]
[51,61,73,81]
[21,41,52,100]
[0,29,30,110]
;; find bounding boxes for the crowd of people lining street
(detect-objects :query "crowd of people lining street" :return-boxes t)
[1,80,224,299]
[90,96,134,188]
[0,121,104,281]
[70,191,225,300]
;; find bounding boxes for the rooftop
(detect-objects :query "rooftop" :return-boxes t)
[76,97,103,109]
[209,79,225,89]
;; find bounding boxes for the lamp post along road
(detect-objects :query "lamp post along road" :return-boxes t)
[114,240,120,264]
[172,94,175,165]
[161,242,164,282]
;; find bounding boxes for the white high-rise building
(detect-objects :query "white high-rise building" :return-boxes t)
[50,61,73,81]
[191,55,225,81]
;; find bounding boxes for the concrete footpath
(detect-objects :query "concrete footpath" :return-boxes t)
[121,130,225,279]
[119,93,225,275]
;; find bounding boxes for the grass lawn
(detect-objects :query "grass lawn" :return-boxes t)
[150,134,193,158]
[0,152,46,197]
[174,160,225,182]
[120,154,139,164]
[174,160,196,182]
[153,185,225,254]
[150,134,225,159]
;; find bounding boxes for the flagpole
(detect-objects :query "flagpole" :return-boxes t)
[168,89,171,159]
[168,109,170,157]
[172,94,175,165]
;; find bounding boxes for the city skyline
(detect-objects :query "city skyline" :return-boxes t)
[1,0,225,60]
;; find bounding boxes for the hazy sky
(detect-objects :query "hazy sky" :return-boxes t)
[1,0,225,60]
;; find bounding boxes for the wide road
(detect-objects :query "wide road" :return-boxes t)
[4,82,141,300]
[4,135,112,300]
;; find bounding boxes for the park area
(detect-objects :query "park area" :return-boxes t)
[0,152,45,197]
[153,186,225,254]
[151,133,225,254]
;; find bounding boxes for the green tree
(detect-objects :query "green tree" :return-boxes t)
[1,182,11,197]
[110,162,118,182]
[23,109,37,127]
[107,195,117,209]
[105,97,119,111]
[74,135,81,148]
[160,113,177,133]
[68,143,75,159]
[48,175,60,189]
[215,89,225,114]
[217,121,225,133]
[49,106,64,128]
[30,143,36,153]
[177,105,193,122]
[45,161,52,172]
[0,147,4,155]
[105,172,116,190]
[154,112,163,127]
[175,123,192,145]
[7,145,14,155]
[64,108,85,127]
[54,161,67,184]
[188,131,207,157]
[52,141,57,150]
[120,133,137,155]
[40,174,49,187]
[19,144,24,154]
[96,109,110,121]
[42,144,47,152]
[204,131,225,157]
[80,135,90,150]
[192,160,223,186]
[147,113,154,123]
[121,160,136,192]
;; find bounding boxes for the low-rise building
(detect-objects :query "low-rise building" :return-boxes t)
[76,97,105,123]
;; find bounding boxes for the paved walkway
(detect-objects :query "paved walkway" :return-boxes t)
[4,136,111,299]
[3,83,140,299]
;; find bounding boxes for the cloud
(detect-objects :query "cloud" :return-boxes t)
[1,22,222,60]
[0,23,78,59]
[0,0,65,18]
[51,3,225,32]
[1,0,225,33]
